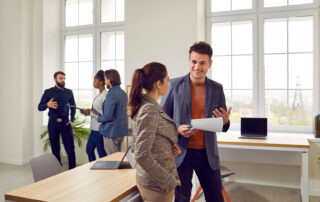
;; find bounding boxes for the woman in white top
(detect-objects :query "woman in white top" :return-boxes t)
[80,70,107,162]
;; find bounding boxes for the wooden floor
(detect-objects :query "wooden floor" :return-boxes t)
[1,162,320,202]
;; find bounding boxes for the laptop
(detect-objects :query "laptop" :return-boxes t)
[239,117,267,139]
[90,145,136,170]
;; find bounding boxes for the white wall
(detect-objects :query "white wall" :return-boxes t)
[32,0,45,157]
[0,0,29,164]
[21,0,35,163]
[33,0,61,157]
[0,0,60,164]
[125,0,206,84]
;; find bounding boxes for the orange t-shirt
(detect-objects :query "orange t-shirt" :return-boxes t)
[188,81,206,149]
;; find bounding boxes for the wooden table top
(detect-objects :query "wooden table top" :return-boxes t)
[217,133,310,149]
[5,152,136,202]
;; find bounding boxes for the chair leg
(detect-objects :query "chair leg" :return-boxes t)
[191,185,231,202]
[191,186,202,202]
[222,186,231,202]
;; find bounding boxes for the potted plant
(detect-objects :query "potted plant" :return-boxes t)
[40,117,90,152]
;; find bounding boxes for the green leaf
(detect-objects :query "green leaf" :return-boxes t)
[74,134,82,147]
[40,117,90,152]
[40,130,48,140]
[43,138,50,152]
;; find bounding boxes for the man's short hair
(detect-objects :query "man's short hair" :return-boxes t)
[104,69,121,86]
[189,41,213,59]
[54,71,65,79]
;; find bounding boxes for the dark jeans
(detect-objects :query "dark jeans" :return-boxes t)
[48,117,76,169]
[175,149,224,202]
[86,130,107,162]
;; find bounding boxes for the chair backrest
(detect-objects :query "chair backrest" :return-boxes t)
[126,192,142,202]
[220,165,235,179]
[30,153,64,182]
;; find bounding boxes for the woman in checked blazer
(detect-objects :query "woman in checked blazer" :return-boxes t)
[129,62,181,202]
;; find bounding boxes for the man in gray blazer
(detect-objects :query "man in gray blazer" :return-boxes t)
[160,41,232,202]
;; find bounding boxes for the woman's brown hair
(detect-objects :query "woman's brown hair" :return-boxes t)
[128,62,167,119]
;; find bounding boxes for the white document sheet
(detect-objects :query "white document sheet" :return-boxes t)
[191,117,223,132]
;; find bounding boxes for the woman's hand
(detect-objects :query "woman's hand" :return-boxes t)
[172,144,181,156]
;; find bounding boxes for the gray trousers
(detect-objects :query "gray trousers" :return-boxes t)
[103,136,124,155]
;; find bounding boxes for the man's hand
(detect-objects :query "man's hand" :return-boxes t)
[47,98,58,109]
[212,107,232,125]
[66,121,73,126]
[80,109,90,116]
[178,125,194,138]
[172,144,181,156]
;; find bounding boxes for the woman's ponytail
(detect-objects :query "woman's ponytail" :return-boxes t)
[128,68,144,119]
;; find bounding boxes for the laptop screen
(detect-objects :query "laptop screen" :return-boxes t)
[241,118,267,136]
[119,145,131,163]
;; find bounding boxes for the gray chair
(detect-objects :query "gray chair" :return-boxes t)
[30,153,64,182]
[220,165,235,178]
[126,192,142,202]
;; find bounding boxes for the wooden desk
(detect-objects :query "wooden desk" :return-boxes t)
[217,133,310,202]
[5,152,136,202]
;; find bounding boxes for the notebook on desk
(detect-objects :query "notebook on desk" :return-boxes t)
[90,145,136,170]
[239,117,267,139]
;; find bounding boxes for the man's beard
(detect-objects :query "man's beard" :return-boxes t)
[106,84,111,89]
[56,81,65,88]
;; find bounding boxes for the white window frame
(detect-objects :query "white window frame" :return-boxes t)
[61,0,125,99]
[207,0,320,133]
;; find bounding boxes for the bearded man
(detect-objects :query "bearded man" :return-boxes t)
[38,71,76,169]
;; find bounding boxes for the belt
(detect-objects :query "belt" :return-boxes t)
[49,117,69,123]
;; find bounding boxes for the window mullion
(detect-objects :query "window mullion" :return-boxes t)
[286,18,289,125]
[257,13,263,118]
[230,22,233,107]
[253,14,259,117]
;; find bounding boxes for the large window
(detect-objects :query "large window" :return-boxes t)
[264,16,313,126]
[211,21,254,123]
[62,0,125,119]
[65,0,93,27]
[208,0,319,131]
[101,31,125,88]
[64,34,93,109]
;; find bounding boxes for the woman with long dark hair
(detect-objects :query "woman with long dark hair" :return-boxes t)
[129,62,181,202]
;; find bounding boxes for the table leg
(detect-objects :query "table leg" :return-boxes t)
[301,151,309,202]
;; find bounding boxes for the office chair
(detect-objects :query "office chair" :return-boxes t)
[191,165,235,202]
[30,153,64,182]
[126,192,142,202]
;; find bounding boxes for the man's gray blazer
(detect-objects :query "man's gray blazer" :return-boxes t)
[160,73,230,171]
